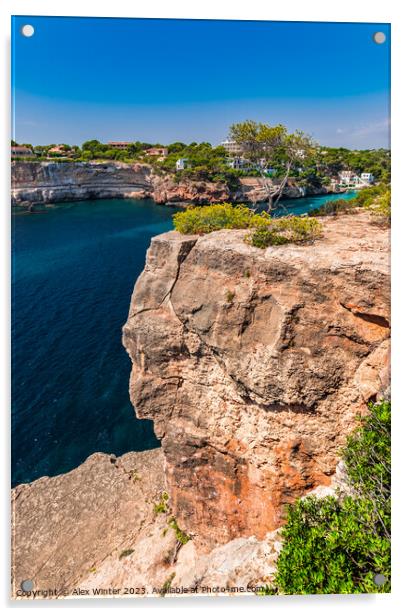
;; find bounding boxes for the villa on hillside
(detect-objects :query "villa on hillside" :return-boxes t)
[361,172,375,184]
[107,141,131,149]
[338,170,375,188]
[48,145,74,157]
[145,147,168,157]
[227,156,275,175]
[11,145,34,158]
[176,158,189,170]
[220,139,242,156]
[227,156,252,170]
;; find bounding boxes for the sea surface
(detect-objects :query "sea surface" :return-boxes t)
[11,191,356,487]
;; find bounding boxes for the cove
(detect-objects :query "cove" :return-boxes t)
[11,191,356,486]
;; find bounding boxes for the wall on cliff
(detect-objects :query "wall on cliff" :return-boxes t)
[11,161,325,207]
[123,211,390,551]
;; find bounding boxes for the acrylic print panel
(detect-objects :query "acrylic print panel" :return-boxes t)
[11,16,391,599]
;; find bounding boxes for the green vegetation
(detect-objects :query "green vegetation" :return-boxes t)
[264,400,391,595]
[368,189,391,223]
[173,203,270,234]
[173,203,323,248]
[316,147,391,184]
[168,517,191,545]
[119,548,135,560]
[230,120,316,209]
[153,491,169,515]
[159,141,241,185]
[160,572,176,597]
[11,133,391,194]
[250,217,323,248]
[225,290,235,303]
[309,184,390,225]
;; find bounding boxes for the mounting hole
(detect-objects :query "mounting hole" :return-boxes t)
[373,573,387,586]
[21,579,34,592]
[373,31,386,44]
[21,24,35,38]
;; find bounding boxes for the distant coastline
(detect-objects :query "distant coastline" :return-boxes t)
[11,160,344,210]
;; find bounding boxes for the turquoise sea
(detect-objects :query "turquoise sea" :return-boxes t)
[11,191,356,487]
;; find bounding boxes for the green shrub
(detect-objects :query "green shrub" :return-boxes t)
[250,216,323,248]
[355,184,387,207]
[173,203,270,234]
[269,400,391,595]
[366,189,391,223]
[251,228,289,248]
[153,491,169,515]
[309,185,391,220]
[160,572,176,597]
[168,517,191,545]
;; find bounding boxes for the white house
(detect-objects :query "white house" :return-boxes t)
[227,157,253,170]
[339,170,355,186]
[360,172,375,184]
[176,158,188,170]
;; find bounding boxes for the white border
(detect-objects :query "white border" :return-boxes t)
[1,1,407,615]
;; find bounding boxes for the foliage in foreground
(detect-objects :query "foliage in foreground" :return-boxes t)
[173,203,270,234]
[309,184,390,225]
[250,217,323,247]
[266,400,391,595]
[173,203,323,248]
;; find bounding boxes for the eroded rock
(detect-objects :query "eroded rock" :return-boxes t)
[123,212,390,550]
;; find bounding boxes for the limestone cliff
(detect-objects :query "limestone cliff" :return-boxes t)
[11,161,153,207]
[11,211,390,598]
[122,211,390,550]
[11,161,325,207]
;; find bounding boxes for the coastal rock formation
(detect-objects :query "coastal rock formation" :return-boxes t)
[11,450,166,597]
[11,448,280,598]
[11,161,153,207]
[152,175,231,205]
[122,211,390,550]
[11,161,327,207]
[233,177,327,203]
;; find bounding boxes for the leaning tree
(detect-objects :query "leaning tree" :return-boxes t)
[229,120,317,212]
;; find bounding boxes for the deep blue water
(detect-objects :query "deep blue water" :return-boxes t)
[11,191,356,487]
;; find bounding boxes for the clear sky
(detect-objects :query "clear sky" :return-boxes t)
[12,16,390,149]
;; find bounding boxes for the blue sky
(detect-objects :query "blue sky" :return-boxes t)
[12,17,390,149]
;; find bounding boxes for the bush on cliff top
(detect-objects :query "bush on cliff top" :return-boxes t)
[309,184,391,225]
[173,203,323,247]
[173,203,270,234]
[250,217,323,248]
[266,400,391,595]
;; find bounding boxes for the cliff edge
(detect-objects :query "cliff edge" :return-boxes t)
[11,211,390,597]
[123,211,390,550]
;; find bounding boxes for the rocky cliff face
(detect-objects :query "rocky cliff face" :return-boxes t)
[11,161,154,207]
[12,448,282,597]
[11,162,325,207]
[122,212,390,551]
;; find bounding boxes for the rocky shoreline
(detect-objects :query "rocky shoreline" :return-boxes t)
[11,161,332,209]
[11,211,390,598]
